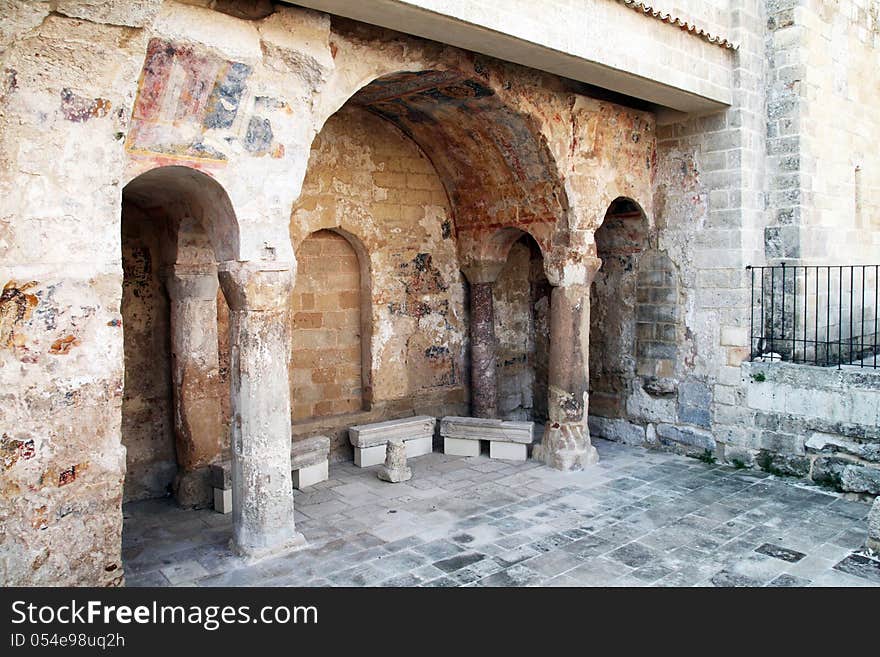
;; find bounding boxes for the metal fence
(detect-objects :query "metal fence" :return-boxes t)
[747,264,880,368]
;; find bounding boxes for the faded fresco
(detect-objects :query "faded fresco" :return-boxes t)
[126,38,281,162]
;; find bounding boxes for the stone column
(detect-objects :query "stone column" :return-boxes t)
[166,264,224,508]
[462,263,504,419]
[470,281,498,418]
[218,261,305,559]
[534,266,601,471]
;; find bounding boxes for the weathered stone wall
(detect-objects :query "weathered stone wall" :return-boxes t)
[741,361,880,496]
[0,0,757,586]
[493,237,550,421]
[590,0,767,460]
[763,0,880,264]
[0,1,335,585]
[590,199,649,419]
[290,230,364,421]
[120,202,175,503]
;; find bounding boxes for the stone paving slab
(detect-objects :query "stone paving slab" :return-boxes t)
[122,439,879,587]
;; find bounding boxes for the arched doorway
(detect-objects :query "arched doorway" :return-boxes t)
[589,197,650,419]
[121,166,234,510]
[493,232,550,422]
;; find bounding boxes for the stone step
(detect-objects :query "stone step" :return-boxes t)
[348,415,436,448]
[439,416,534,444]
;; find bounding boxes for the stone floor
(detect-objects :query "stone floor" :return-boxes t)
[122,439,880,587]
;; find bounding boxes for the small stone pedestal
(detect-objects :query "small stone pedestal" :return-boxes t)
[378,440,412,483]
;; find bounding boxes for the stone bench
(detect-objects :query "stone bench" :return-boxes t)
[209,435,331,513]
[348,416,436,467]
[290,434,331,489]
[440,416,534,461]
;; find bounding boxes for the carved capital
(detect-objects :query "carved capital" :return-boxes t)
[165,264,219,301]
[218,261,294,311]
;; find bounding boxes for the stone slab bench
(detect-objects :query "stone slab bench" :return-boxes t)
[440,416,534,461]
[348,416,436,467]
[290,434,331,489]
[209,435,331,513]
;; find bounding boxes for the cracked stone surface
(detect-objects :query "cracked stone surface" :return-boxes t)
[122,439,879,587]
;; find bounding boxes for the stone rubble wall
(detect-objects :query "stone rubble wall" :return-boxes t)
[738,361,880,496]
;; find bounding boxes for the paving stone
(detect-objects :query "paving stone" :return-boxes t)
[122,442,878,588]
[475,563,541,587]
[833,553,880,585]
[421,576,459,587]
[767,573,811,587]
[710,570,765,587]
[608,541,661,568]
[755,543,806,563]
[433,551,486,573]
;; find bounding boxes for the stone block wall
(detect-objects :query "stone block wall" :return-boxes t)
[739,361,880,495]
[290,230,364,420]
[635,250,681,384]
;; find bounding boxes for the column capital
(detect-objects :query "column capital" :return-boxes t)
[545,255,603,288]
[460,260,505,285]
[165,264,219,301]
[218,261,294,311]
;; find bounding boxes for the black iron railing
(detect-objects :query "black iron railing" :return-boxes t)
[747,264,880,368]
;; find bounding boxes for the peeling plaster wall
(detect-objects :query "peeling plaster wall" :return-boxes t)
[493,238,550,421]
[0,0,340,586]
[120,202,175,503]
[590,202,648,419]
[590,1,767,459]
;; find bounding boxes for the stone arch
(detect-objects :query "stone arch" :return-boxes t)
[122,165,241,264]
[318,68,571,261]
[290,228,372,420]
[493,230,551,421]
[120,166,238,508]
[589,197,651,418]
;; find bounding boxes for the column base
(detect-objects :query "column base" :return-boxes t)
[173,467,213,509]
[229,531,308,564]
[534,422,599,471]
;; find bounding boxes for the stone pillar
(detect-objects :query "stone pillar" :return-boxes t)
[217,261,305,559]
[469,280,498,418]
[166,264,224,508]
[534,274,600,471]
